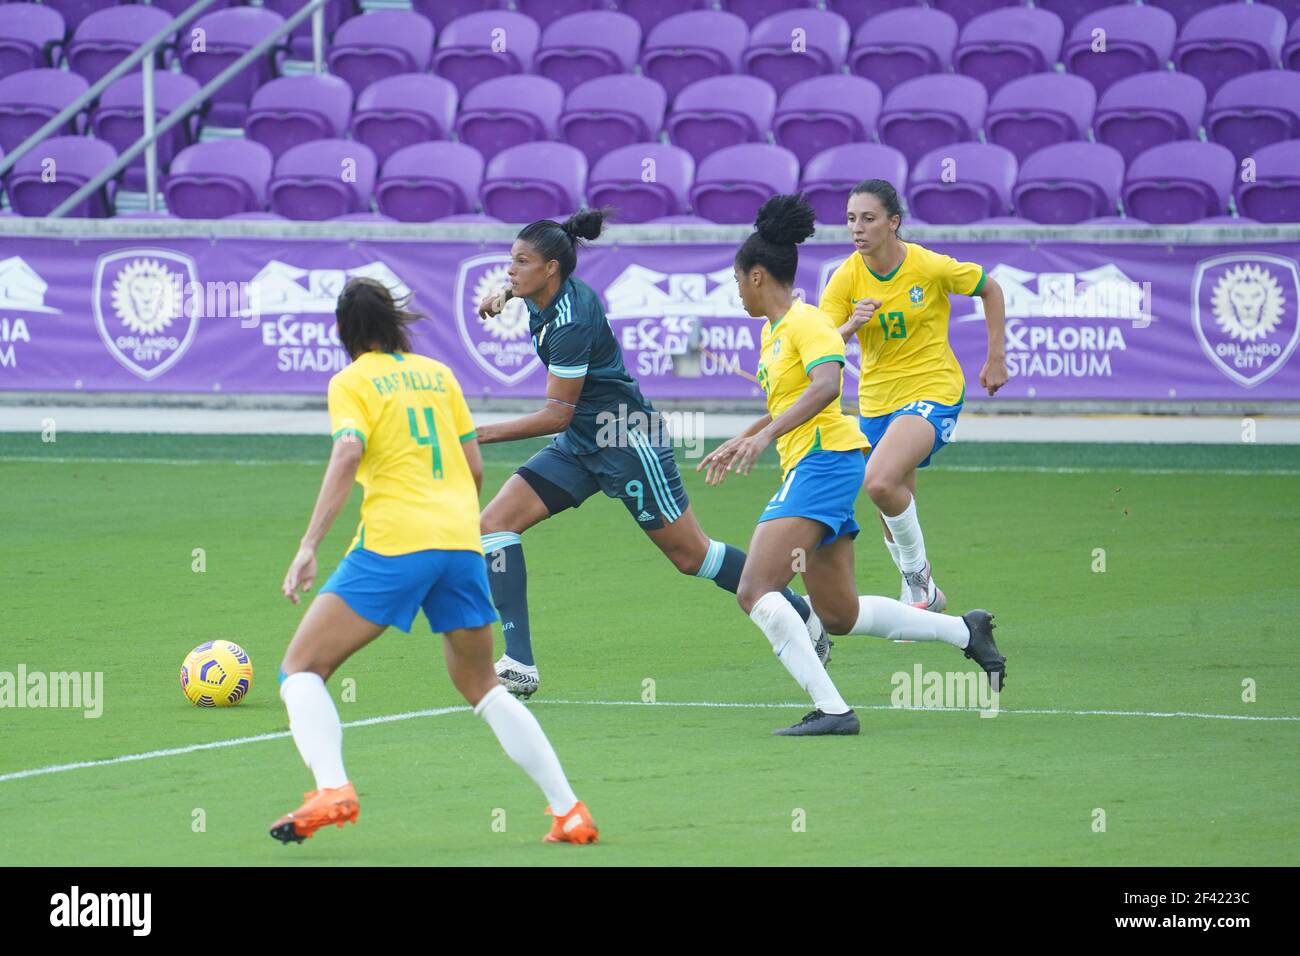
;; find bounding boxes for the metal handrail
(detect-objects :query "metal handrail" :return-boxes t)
[48,0,330,218]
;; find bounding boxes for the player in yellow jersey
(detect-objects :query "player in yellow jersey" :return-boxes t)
[821,179,1008,611]
[271,278,596,846]
[700,195,1006,736]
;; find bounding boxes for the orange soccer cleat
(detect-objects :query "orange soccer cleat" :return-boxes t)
[269,782,360,844]
[543,800,599,845]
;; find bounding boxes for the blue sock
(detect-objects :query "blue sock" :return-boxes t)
[481,532,534,667]
[697,541,811,622]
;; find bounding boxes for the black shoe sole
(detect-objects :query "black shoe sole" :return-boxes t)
[962,610,1006,690]
[269,821,306,844]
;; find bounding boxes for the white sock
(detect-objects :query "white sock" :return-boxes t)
[882,497,927,573]
[749,591,850,714]
[475,685,578,816]
[851,596,969,648]
[280,671,348,790]
[883,536,904,572]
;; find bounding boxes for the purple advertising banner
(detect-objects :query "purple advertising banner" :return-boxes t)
[1,234,1298,401]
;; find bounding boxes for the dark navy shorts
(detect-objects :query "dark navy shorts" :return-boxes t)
[517,433,689,530]
[320,548,497,634]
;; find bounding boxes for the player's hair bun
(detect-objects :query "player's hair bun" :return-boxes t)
[754,193,816,247]
[561,208,609,243]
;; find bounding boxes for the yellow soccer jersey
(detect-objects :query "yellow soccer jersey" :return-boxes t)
[327,351,481,557]
[757,300,869,475]
[820,242,985,417]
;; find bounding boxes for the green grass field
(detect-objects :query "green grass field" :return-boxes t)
[1,432,1297,866]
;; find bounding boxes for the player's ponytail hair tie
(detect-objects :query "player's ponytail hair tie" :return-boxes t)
[335,276,423,360]
[735,193,816,286]
[518,207,613,281]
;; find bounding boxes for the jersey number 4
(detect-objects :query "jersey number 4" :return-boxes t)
[878,311,907,340]
[406,406,444,479]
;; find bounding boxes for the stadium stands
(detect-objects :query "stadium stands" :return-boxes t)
[0,0,1294,225]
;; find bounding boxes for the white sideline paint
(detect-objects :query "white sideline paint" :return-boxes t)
[3,406,1300,443]
[1,699,1295,785]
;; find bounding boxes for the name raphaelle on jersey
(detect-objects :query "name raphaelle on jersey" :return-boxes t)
[758,300,869,476]
[327,350,481,557]
[525,276,658,455]
[820,242,985,417]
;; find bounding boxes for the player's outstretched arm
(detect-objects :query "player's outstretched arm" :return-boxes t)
[474,372,584,445]
[977,277,1008,395]
[282,436,364,604]
[727,362,843,476]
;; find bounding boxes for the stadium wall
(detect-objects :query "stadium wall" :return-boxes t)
[1,220,1298,411]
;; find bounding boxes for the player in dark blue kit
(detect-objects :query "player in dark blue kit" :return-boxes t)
[475,209,825,697]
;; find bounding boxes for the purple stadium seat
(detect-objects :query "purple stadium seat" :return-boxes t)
[1062,4,1177,96]
[0,68,89,155]
[179,8,285,128]
[667,75,777,164]
[512,0,602,29]
[91,71,201,191]
[1094,72,1206,165]
[331,211,396,222]
[560,74,667,165]
[245,74,353,161]
[688,143,799,224]
[5,134,115,216]
[613,0,699,34]
[150,0,235,15]
[743,9,851,94]
[435,212,504,223]
[926,0,1020,28]
[536,11,640,93]
[432,11,541,98]
[1086,215,1146,225]
[587,142,694,222]
[652,214,716,224]
[1146,0,1242,26]
[719,1,821,28]
[1196,215,1257,224]
[480,141,587,222]
[1206,71,1300,162]
[878,74,987,166]
[1174,3,1287,98]
[375,140,484,222]
[328,11,434,97]
[68,6,173,85]
[848,8,958,95]
[1032,0,1129,33]
[800,142,908,224]
[954,7,1064,95]
[350,73,458,167]
[456,74,564,162]
[773,75,881,167]
[269,138,377,220]
[640,11,749,102]
[1235,138,1300,223]
[1122,140,1236,223]
[165,140,274,218]
[825,1,902,33]
[907,142,1016,224]
[0,4,66,81]
[1013,142,1125,223]
[411,0,497,33]
[986,72,1095,162]
[1257,0,1300,21]
[1286,18,1300,72]
[262,0,353,62]
[38,0,113,33]
[224,211,287,220]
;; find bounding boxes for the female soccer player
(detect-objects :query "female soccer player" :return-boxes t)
[474,209,825,698]
[273,277,597,845]
[699,194,1006,736]
[820,180,1007,610]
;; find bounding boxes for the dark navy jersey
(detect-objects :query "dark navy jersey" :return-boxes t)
[526,276,656,455]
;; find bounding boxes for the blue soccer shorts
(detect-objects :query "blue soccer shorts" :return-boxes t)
[758,449,866,548]
[859,398,963,469]
[320,547,498,634]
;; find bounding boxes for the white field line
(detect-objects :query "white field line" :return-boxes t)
[1,698,1295,785]
[3,455,1299,477]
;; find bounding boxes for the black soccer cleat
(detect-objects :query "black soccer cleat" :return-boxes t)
[773,708,860,736]
[961,609,1006,692]
[269,821,306,845]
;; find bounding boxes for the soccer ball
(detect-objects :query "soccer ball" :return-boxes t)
[180,641,253,707]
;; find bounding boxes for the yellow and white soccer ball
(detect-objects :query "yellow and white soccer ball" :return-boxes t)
[180,640,253,707]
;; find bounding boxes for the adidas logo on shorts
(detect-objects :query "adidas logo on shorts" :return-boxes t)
[636,510,655,523]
